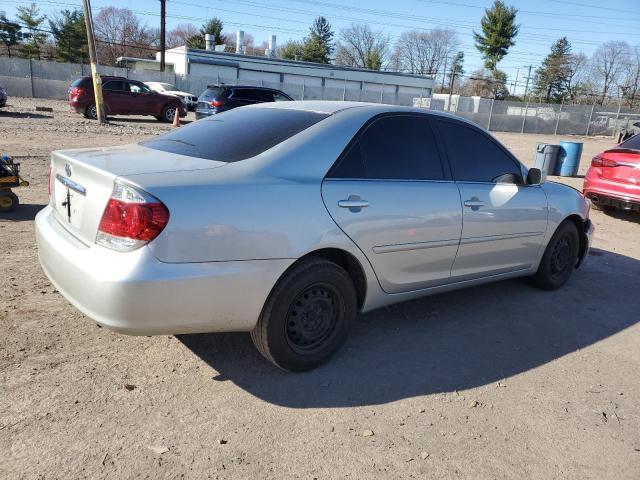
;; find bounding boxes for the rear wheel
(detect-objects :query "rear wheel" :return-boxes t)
[0,190,19,213]
[160,104,177,123]
[531,221,579,290]
[84,103,97,120]
[251,257,357,372]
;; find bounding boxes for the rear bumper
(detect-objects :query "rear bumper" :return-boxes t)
[35,206,292,335]
[583,173,640,211]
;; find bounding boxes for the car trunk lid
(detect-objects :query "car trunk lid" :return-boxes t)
[49,143,226,245]
[598,148,640,185]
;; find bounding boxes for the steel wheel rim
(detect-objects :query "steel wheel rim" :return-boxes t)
[88,105,97,119]
[166,107,176,121]
[285,282,342,355]
[550,235,572,280]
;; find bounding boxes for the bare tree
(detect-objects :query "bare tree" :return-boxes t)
[93,7,156,65]
[591,41,630,104]
[334,24,390,70]
[166,23,199,49]
[393,28,458,77]
[621,46,640,108]
[565,52,588,101]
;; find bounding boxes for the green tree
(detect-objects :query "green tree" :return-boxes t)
[49,9,86,63]
[448,51,465,82]
[17,2,47,59]
[474,1,519,74]
[533,37,572,102]
[279,40,304,60]
[187,17,225,49]
[301,16,333,63]
[0,13,23,57]
[364,49,382,70]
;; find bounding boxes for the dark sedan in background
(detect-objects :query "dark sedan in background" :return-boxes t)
[68,76,187,122]
[195,85,292,119]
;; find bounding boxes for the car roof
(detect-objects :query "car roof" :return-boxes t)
[249,100,478,125]
[206,84,286,93]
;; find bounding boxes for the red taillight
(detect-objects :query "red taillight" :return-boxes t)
[210,100,224,108]
[96,182,169,252]
[591,155,618,168]
[69,87,85,99]
[99,199,168,241]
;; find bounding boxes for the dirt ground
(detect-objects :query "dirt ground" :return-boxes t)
[1,98,639,480]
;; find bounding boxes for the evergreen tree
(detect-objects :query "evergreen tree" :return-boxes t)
[0,13,23,57]
[473,1,519,74]
[448,51,465,82]
[279,40,304,60]
[301,16,334,63]
[49,10,86,63]
[17,2,47,59]
[534,37,572,103]
[187,17,225,49]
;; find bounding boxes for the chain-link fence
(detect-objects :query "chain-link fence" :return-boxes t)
[2,56,639,136]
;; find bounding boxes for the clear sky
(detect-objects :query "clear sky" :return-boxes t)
[2,0,639,94]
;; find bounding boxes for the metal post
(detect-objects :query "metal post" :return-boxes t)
[418,86,424,107]
[613,97,622,138]
[342,78,346,101]
[159,0,166,72]
[81,0,106,123]
[586,101,596,136]
[554,98,564,136]
[521,102,529,134]
[301,80,305,101]
[487,98,495,131]
[217,72,220,85]
[380,84,384,104]
[28,58,34,98]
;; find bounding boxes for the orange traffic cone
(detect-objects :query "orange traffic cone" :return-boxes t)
[172,109,180,128]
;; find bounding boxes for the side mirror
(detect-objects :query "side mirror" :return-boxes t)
[527,167,543,185]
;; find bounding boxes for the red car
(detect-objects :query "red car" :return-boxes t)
[68,76,187,122]
[583,134,640,212]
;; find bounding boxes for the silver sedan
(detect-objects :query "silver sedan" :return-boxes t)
[36,101,594,371]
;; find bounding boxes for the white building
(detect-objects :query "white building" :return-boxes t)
[118,43,433,105]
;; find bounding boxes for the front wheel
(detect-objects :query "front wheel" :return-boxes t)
[160,105,177,123]
[251,257,357,372]
[531,221,579,290]
[84,103,97,120]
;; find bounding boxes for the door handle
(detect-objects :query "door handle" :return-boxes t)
[338,195,369,212]
[463,198,485,210]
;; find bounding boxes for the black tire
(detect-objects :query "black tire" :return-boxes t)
[251,257,358,372]
[84,103,97,120]
[531,221,579,290]
[160,104,177,123]
[0,190,19,213]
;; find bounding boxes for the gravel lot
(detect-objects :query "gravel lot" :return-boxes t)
[1,97,639,480]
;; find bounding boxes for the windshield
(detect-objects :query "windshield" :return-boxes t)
[142,107,329,162]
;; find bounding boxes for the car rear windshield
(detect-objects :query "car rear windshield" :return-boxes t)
[142,107,329,162]
[619,134,640,151]
[200,87,226,99]
[71,77,92,88]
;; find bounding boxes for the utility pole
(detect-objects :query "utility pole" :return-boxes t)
[159,0,166,72]
[522,65,532,102]
[81,0,105,123]
[447,64,457,112]
[511,67,520,96]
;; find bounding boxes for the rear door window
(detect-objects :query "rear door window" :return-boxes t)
[142,107,329,162]
[273,92,292,102]
[103,80,125,91]
[436,120,523,183]
[233,89,267,102]
[330,115,445,180]
[620,134,640,150]
[128,82,151,94]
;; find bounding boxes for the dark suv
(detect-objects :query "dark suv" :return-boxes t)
[69,76,187,122]
[195,85,292,119]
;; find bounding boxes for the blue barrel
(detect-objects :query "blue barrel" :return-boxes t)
[556,141,583,176]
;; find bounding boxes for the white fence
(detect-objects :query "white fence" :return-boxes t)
[2,56,639,136]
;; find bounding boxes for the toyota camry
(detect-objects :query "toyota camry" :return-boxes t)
[36,101,594,371]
